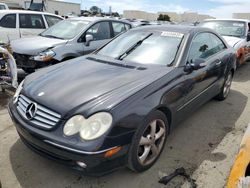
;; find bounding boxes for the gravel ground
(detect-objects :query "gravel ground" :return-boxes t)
[0,64,250,188]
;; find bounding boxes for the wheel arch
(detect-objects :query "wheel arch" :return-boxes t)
[155,105,172,132]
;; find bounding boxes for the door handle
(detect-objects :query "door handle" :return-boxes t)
[216,61,222,66]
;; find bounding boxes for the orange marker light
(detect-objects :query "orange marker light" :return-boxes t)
[104,147,122,158]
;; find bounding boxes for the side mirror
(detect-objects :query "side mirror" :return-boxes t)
[85,34,94,46]
[184,58,206,73]
[247,32,250,42]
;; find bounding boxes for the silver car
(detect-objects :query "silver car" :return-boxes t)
[11,17,132,73]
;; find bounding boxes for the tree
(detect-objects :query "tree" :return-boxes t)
[89,6,101,15]
[157,14,171,21]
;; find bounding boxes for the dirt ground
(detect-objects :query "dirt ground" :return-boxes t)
[0,64,250,188]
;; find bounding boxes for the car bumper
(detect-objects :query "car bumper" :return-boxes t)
[13,53,58,69]
[8,101,129,176]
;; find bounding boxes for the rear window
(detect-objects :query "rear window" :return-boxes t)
[112,22,130,36]
[0,14,16,28]
[19,14,45,29]
[0,5,6,10]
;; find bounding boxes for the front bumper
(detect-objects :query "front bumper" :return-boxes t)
[13,53,58,69]
[8,101,129,176]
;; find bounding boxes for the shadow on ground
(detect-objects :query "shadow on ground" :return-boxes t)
[8,65,250,188]
[233,63,250,83]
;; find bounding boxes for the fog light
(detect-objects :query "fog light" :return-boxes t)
[104,146,122,158]
[76,161,87,168]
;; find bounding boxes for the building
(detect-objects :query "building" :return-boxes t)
[3,0,80,16]
[233,13,250,20]
[123,10,157,21]
[123,10,214,22]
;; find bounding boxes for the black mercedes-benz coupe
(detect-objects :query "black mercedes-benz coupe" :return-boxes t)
[8,25,236,175]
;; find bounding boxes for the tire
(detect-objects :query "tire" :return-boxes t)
[127,110,169,172]
[22,68,35,74]
[215,71,233,101]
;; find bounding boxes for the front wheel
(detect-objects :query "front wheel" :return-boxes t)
[22,68,35,74]
[215,71,233,101]
[127,111,168,172]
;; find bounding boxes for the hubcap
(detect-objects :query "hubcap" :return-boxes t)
[223,73,232,98]
[138,119,166,166]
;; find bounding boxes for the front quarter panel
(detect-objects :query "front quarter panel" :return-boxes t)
[108,67,186,138]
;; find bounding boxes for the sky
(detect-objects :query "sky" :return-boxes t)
[61,0,250,18]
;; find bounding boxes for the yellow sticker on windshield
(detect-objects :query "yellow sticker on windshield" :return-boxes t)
[161,31,184,38]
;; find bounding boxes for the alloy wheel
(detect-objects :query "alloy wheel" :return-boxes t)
[137,119,166,166]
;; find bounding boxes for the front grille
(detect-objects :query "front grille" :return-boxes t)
[13,53,35,68]
[16,94,61,130]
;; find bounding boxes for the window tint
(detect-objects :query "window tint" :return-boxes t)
[209,33,226,53]
[188,32,225,63]
[45,15,62,27]
[112,22,129,36]
[0,14,16,28]
[86,22,111,41]
[0,5,6,10]
[19,14,45,29]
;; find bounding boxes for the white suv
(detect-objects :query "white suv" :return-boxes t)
[0,10,63,43]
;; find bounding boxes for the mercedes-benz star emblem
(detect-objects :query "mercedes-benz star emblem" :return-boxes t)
[25,103,37,120]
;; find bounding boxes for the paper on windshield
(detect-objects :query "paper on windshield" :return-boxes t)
[161,31,184,38]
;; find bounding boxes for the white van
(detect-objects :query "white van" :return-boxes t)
[0,10,63,43]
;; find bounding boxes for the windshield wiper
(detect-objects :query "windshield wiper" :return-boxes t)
[116,33,153,60]
[42,34,64,39]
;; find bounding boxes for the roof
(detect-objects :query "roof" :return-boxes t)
[0,10,62,17]
[69,16,131,24]
[50,0,80,5]
[131,25,210,34]
[204,18,250,23]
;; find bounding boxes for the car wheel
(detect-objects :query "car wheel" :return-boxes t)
[215,71,233,101]
[22,68,34,74]
[127,110,168,172]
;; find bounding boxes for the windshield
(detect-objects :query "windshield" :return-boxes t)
[40,20,89,40]
[200,21,246,38]
[97,30,184,66]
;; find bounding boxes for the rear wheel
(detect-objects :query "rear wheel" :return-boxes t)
[127,111,168,172]
[215,71,233,101]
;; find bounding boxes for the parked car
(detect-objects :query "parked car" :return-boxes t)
[0,10,63,43]
[8,25,236,175]
[0,3,9,10]
[200,19,250,66]
[11,17,132,73]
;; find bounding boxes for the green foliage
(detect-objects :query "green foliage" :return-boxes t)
[157,14,171,21]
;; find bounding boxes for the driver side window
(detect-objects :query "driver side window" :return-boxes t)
[86,21,111,41]
[188,32,225,63]
[188,33,212,63]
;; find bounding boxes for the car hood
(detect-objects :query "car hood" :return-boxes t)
[222,36,243,48]
[22,55,173,117]
[11,36,67,55]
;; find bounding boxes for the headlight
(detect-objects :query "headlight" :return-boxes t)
[31,49,56,62]
[63,112,113,141]
[13,80,24,104]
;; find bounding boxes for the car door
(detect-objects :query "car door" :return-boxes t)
[82,21,112,55]
[180,32,224,110]
[0,13,19,43]
[19,13,46,38]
